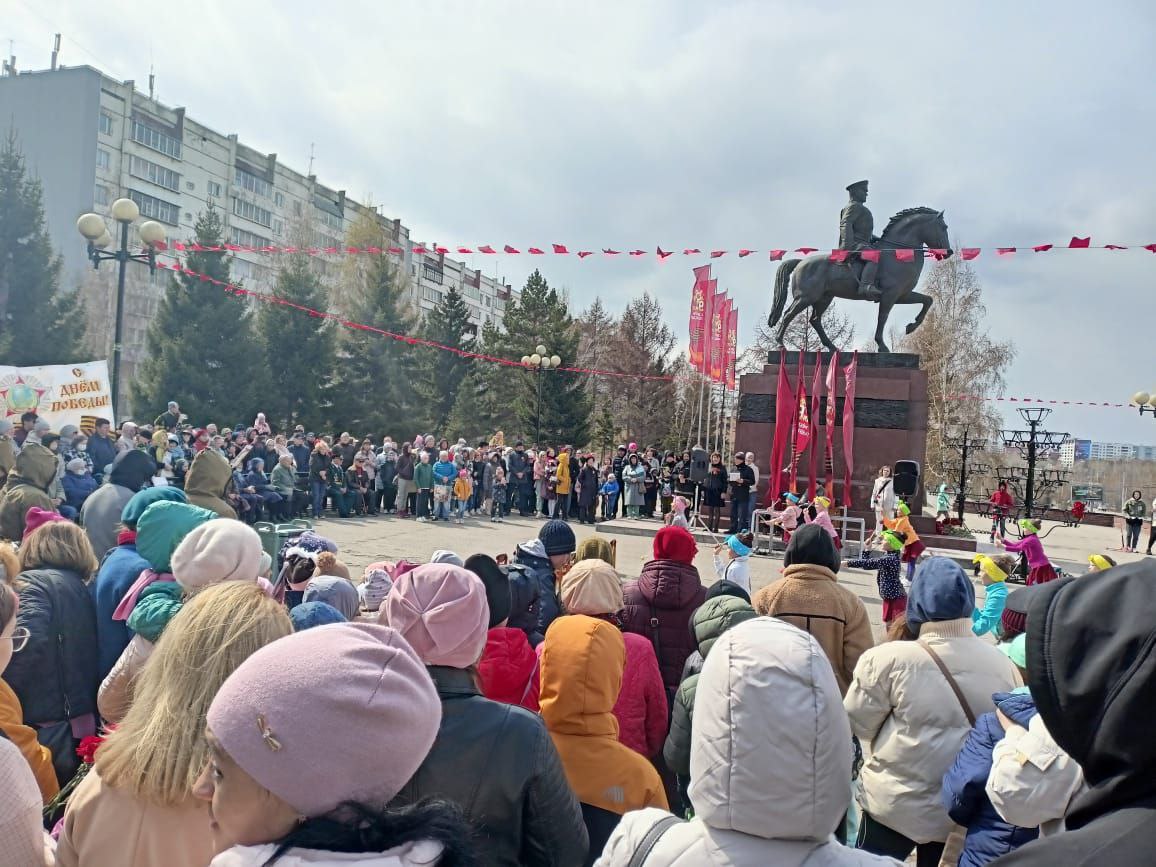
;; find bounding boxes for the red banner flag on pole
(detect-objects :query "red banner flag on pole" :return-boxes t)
[841,352,858,507]
[824,350,839,502]
[789,351,809,492]
[709,295,729,383]
[767,351,794,505]
[688,265,711,372]
[725,305,738,391]
[806,356,823,499]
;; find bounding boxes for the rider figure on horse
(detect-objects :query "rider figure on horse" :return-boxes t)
[840,180,883,301]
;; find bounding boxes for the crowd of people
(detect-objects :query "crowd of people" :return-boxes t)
[0,401,1153,866]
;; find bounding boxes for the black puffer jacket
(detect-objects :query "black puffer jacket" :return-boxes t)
[2,568,99,725]
[993,561,1156,866]
[506,563,544,646]
[392,666,587,867]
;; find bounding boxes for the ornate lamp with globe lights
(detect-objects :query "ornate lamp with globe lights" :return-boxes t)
[76,198,167,416]
[520,344,562,446]
[1130,391,1156,418]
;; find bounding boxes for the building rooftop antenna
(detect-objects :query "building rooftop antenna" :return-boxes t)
[307,143,316,176]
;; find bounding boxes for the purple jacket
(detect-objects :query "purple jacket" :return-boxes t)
[620,560,707,691]
[1002,533,1050,570]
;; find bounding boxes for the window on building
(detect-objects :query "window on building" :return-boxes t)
[186,180,195,191]
[129,155,181,192]
[232,258,272,283]
[128,189,180,225]
[131,119,181,159]
[423,286,444,305]
[235,167,272,198]
[422,262,444,284]
[232,196,273,228]
[96,148,111,171]
[319,210,343,231]
[274,192,284,207]
[229,226,272,249]
[99,112,113,135]
[293,201,303,216]
[207,181,223,198]
[272,218,283,236]
[94,185,109,206]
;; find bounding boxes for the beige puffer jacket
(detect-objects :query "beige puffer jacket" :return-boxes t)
[596,617,900,867]
[844,619,1022,844]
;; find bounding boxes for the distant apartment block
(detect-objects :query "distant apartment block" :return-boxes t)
[1059,438,1156,467]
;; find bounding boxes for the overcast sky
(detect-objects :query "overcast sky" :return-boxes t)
[7,0,1155,443]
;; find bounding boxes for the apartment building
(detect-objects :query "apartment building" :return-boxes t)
[1059,438,1156,467]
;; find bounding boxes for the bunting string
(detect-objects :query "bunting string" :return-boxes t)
[152,237,1156,261]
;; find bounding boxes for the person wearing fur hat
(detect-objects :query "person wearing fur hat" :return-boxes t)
[57,583,292,867]
[971,554,1013,636]
[845,557,1021,864]
[195,622,478,866]
[712,530,753,593]
[846,528,909,626]
[755,524,873,695]
[996,518,1057,586]
[621,526,706,693]
[558,558,668,760]
[383,563,588,866]
[471,554,541,712]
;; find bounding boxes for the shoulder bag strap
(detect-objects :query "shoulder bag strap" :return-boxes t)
[918,641,976,726]
[627,815,682,867]
[520,656,540,705]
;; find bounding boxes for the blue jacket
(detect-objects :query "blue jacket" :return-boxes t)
[942,691,1040,866]
[289,443,311,473]
[87,434,119,479]
[432,460,457,486]
[515,540,560,639]
[91,542,150,680]
[973,581,1008,636]
[62,472,98,509]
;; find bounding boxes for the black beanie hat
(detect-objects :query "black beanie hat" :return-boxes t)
[465,554,512,628]
[783,523,841,573]
[704,579,752,605]
[539,519,577,557]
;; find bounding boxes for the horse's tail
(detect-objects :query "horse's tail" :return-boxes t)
[767,258,801,329]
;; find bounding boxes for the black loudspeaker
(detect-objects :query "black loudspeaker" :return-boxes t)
[893,460,920,498]
[689,448,710,484]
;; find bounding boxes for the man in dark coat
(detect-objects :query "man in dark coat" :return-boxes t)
[992,561,1156,865]
[86,418,119,481]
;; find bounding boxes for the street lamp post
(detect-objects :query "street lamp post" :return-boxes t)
[1130,391,1156,418]
[76,199,166,417]
[520,344,561,446]
[1001,407,1069,519]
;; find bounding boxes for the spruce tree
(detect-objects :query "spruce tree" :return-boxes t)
[130,209,264,424]
[482,269,592,447]
[330,254,415,435]
[256,256,333,432]
[447,360,512,443]
[0,130,87,363]
[415,285,474,432]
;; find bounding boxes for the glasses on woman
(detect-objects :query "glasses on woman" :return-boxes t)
[4,626,30,653]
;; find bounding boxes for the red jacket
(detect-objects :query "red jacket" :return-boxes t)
[620,560,707,691]
[477,626,540,712]
[535,625,668,758]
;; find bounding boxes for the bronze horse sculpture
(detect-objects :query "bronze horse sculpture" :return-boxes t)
[767,207,952,352]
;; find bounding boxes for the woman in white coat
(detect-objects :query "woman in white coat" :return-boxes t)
[869,466,896,537]
[595,617,899,866]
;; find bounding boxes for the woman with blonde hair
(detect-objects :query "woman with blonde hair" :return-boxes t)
[3,519,100,785]
[56,581,292,867]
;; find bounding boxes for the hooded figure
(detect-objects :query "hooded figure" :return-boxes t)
[0,443,57,541]
[182,450,237,519]
[596,617,895,866]
[541,615,667,860]
[80,449,156,559]
[990,563,1156,864]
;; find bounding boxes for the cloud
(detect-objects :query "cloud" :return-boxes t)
[10,0,1156,441]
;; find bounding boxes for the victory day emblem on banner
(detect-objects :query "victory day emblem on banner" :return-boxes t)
[0,373,51,419]
[0,362,114,429]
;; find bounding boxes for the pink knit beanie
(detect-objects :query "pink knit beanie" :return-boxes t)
[380,563,489,668]
[206,623,440,817]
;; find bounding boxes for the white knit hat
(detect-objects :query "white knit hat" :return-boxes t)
[171,519,264,592]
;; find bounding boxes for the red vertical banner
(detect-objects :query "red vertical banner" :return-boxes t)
[688,265,710,372]
[709,294,728,382]
[789,351,809,492]
[724,305,738,391]
[806,357,822,499]
[766,350,793,505]
[841,352,858,507]
[824,350,839,501]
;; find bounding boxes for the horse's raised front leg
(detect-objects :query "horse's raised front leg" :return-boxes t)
[774,298,811,345]
[808,299,838,353]
[874,299,896,352]
[901,291,933,335]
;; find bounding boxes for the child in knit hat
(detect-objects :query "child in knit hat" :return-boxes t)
[358,563,394,614]
[196,623,475,864]
[971,553,1014,636]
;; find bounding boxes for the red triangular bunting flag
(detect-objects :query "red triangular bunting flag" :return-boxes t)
[478,245,497,254]
[1032,244,1053,252]
[528,247,545,254]
[961,248,980,260]
[997,247,1016,256]
[1068,236,1091,248]
[1145,244,1156,253]
[603,249,621,255]
[503,245,520,254]
[435,246,449,254]
[769,250,786,261]
[738,249,754,258]
[1105,244,1127,250]
[629,250,646,257]
[829,249,850,263]
[366,246,381,255]
[710,250,726,258]
[412,246,427,255]
[456,247,473,254]
[657,247,673,259]
[860,249,881,263]
[795,247,817,254]
[683,249,701,255]
[388,247,403,255]
[552,243,569,254]
[928,248,949,260]
[577,251,594,258]
[895,249,915,263]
